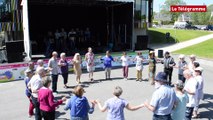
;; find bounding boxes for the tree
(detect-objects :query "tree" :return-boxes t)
[190,4,213,25]
[160,0,186,22]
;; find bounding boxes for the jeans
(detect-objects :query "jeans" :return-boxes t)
[62,73,68,85]
[31,96,42,120]
[153,114,172,120]
[40,110,55,120]
[185,107,194,120]
[122,66,128,78]
[71,116,89,120]
[178,74,186,83]
[51,74,58,92]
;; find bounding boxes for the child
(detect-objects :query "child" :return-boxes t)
[120,52,129,80]
[102,51,114,80]
[24,68,35,118]
[135,52,144,81]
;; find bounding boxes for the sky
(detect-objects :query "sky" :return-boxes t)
[153,0,213,12]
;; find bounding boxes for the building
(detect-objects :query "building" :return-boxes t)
[0,0,153,62]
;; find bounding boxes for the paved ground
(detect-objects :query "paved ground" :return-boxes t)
[0,55,212,120]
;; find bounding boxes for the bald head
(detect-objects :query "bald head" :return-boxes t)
[52,51,58,58]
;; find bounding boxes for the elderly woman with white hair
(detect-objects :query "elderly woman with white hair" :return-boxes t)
[72,53,82,84]
[59,52,69,88]
[36,59,44,72]
[95,86,144,120]
[175,54,187,83]
[188,54,196,72]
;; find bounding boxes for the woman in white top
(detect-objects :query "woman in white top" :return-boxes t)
[134,52,144,81]
[120,52,129,80]
[188,54,196,72]
[193,67,204,118]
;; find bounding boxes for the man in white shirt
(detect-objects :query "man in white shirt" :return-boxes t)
[28,67,46,120]
[48,51,59,93]
[183,69,198,120]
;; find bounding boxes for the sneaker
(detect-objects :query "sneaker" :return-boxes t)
[90,78,94,82]
[125,78,128,81]
[53,92,58,96]
[136,79,139,81]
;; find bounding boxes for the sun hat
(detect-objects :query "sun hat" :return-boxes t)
[195,67,203,72]
[179,54,185,59]
[155,72,167,82]
[190,54,196,58]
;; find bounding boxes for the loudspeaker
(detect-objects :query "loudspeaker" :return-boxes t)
[6,40,24,63]
[158,50,164,58]
[135,35,148,50]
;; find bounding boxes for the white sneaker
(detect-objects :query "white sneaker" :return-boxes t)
[53,92,58,96]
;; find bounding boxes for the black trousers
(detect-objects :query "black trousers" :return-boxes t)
[62,73,68,85]
[164,68,173,85]
[51,74,58,92]
[185,107,194,120]
[40,110,55,120]
[31,96,42,120]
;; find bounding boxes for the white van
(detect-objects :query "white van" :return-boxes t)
[173,21,189,29]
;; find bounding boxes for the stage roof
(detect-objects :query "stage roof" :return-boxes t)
[28,0,134,6]
[99,0,134,2]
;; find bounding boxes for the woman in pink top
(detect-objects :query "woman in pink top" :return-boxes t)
[38,77,66,120]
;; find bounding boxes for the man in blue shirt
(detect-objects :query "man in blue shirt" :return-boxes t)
[144,72,177,120]
[102,51,114,80]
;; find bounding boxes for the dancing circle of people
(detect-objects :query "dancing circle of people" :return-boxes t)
[25,47,204,120]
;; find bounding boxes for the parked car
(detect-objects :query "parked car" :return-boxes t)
[185,25,199,30]
[203,25,213,31]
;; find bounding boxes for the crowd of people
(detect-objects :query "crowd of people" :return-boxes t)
[24,47,204,120]
[44,28,91,57]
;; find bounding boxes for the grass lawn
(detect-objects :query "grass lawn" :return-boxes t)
[0,80,10,83]
[173,38,213,59]
[148,28,212,44]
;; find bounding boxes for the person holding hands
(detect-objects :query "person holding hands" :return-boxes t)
[95,86,144,120]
